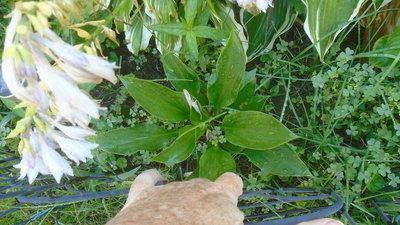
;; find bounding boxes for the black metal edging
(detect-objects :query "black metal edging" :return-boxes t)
[242,189,344,225]
[370,198,400,225]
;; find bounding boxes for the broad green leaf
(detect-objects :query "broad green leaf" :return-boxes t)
[153,125,205,165]
[120,76,190,122]
[244,146,311,176]
[94,124,178,155]
[185,31,199,60]
[147,23,186,36]
[192,26,226,40]
[302,0,364,60]
[222,111,297,150]
[199,147,236,181]
[161,53,201,95]
[370,26,400,68]
[207,32,246,111]
[242,0,297,60]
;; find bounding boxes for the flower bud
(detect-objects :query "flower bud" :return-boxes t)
[37,2,53,17]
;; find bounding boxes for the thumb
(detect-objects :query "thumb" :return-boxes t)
[297,218,344,225]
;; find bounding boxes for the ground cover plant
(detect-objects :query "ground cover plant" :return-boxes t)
[0,0,399,224]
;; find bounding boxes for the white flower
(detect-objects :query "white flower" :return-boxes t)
[50,131,97,165]
[236,0,253,8]
[255,0,273,13]
[53,122,96,141]
[3,9,21,49]
[183,89,201,115]
[14,130,74,184]
[235,0,273,13]
[31,30,118,84]
[30,47,100,126]
[36,132,74,183]
[13,149,36,182]
[14,122,97,183]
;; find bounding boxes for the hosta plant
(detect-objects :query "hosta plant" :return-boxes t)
[94,31,310,180]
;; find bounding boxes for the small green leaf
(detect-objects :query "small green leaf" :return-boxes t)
[112,0,134,31]
[118,166,141,180]
[147,23,186,36]
[161,52,201,96]
[207,32,246,111]
[233,95,267,111]
[195,5,212,26]
[185,32,199,60]
[189,100,209,125]
[374,0,392,9]
[199,147,236,181]
[222,142,244,153]
[367,174,386,193]
[79,83,96,93]
[116,157,128,169]
[370,26,400,68]
[185,0,200,26]
[94,124,178,155]
[192,26,226,40]
[244,146,311,176]
[153,125,205,165]
[185,167,200,180]
[121,76,190,122]
[1,99,25,117]
[230,69,267,111]
[222,111,297,150]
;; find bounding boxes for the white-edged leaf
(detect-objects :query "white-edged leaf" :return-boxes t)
[302,0,365,60]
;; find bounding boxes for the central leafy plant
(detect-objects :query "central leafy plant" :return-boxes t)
[95,30,308,180]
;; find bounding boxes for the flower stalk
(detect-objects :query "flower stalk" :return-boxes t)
[2,1,117,183]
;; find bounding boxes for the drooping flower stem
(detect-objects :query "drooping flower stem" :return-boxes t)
[2,0,117,184]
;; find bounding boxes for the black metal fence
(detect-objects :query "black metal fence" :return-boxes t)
[1,152,398,225]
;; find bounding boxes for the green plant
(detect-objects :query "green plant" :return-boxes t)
[94,31,311,180]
